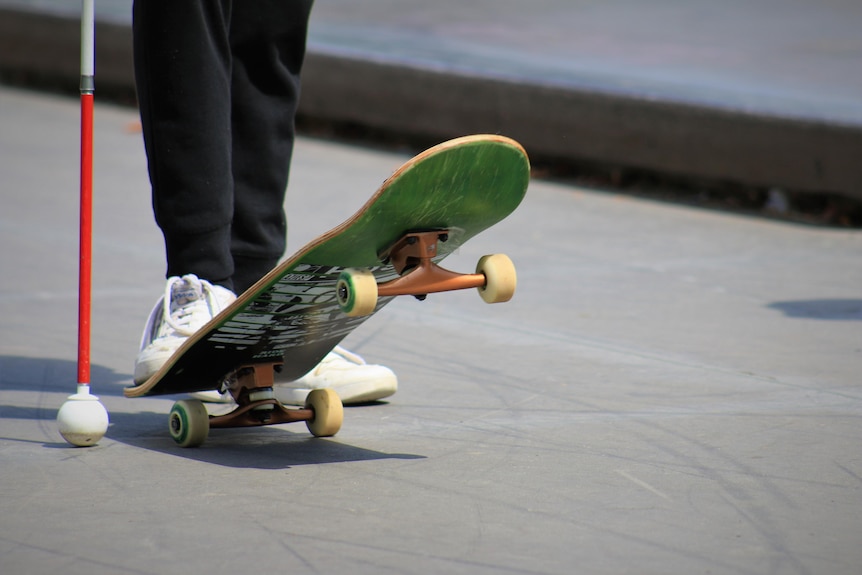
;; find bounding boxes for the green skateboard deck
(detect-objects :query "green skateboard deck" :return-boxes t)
[124,134,529,445]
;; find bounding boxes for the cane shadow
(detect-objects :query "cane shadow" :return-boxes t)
[0,355,130,422]
[105,407,425,469]
[767,299,862,321]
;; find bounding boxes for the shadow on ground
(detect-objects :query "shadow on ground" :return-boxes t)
[768,299,862,321]
[105,407,426,470]
[0,355,424,469]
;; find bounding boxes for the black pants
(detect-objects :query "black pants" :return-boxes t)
[133,0,314,294]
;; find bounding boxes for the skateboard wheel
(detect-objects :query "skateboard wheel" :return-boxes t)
[305,388,343,437]
[476,254,517,303]
[168,399,210,447]
[336,268,378,317]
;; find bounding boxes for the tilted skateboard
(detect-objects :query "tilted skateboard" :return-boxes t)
[124,134,530,446]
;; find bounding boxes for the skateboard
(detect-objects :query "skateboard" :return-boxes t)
[124,134,530,447]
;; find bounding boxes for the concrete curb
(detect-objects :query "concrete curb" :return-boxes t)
[2,6,860,201]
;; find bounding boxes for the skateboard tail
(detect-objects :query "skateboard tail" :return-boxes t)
[301,135,530,268]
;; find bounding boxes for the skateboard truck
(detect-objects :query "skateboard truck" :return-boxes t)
[208,363,312,428]
[336,229,517,316]
[166,362,343,447]
[378,230,488,298]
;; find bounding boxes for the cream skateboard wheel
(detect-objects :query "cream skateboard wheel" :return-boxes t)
[305,388,343,437]
[476,254,517,303]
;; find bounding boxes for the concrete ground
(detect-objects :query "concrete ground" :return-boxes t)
[1,85,861,574]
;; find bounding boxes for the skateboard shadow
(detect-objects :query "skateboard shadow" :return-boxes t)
[106,409,425,470]
[1,355,425,467]
[767,299,862,321]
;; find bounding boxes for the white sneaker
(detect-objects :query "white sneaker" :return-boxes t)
[274,346,398,406]
[189,389,235,403]
[133,274,236,384]
[191,346,398,405]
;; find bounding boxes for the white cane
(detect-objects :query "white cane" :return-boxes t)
[57,0,109,447]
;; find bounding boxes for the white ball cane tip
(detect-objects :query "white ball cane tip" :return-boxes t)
[57,391,109,447]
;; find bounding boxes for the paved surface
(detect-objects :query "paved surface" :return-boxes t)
[2,85,862,574]
[1,0,861,200]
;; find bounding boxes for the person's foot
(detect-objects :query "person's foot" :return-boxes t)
[133,274,236,384]
[190,346,398,405]
[275,346,397,405]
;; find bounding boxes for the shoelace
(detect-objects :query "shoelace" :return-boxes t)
[161,276,221,337]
